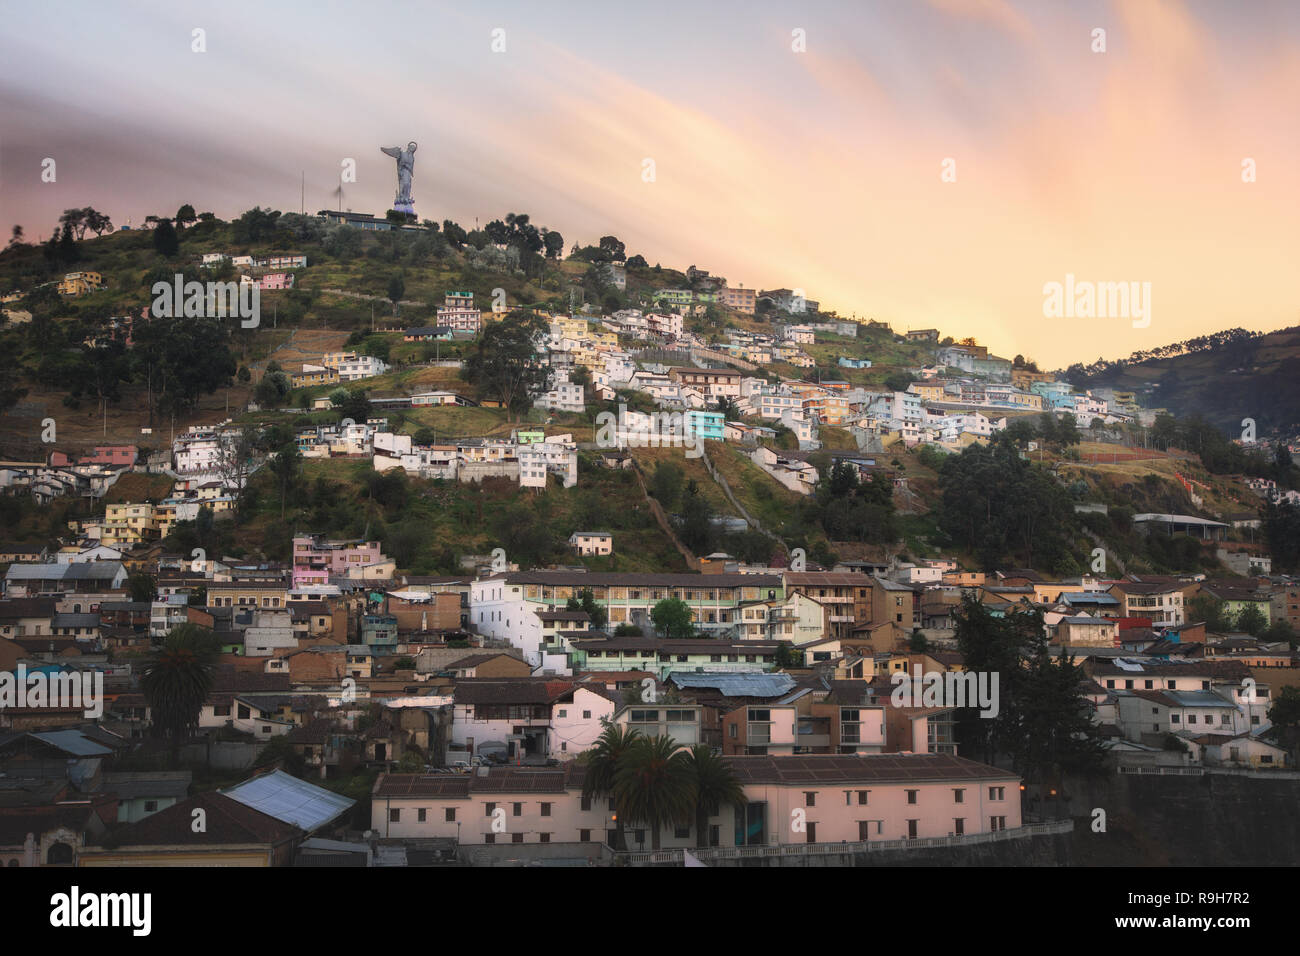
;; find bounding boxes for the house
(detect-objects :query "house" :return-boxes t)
[319,352,390,382]
[57,272,104,296]
[667,367,742,400]
[101,771,192,824]
[77,791,302,866]
[1054,615,1119,647]
[449,678,577,761]
[470,571,785,661]
[444,653,531,679]
[290,364,340,389]
[548,684,619,757]
[371,753,1020,850]
[568,531,613,557]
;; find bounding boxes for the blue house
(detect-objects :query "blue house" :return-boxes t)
[838,357,872,369]
[685,410,725,441]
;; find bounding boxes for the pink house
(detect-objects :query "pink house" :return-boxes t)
[48,445,138,468]
[371,754,1022,851]
[292,534,388,587]
[259,272,295,290]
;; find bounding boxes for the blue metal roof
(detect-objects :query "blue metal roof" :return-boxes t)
[221,769,354,833]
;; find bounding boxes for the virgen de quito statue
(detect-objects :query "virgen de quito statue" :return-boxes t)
[381,141,418,216]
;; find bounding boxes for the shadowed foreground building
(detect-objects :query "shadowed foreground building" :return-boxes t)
[372,754,1021,851]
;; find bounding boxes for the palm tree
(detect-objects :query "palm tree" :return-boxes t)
[141,624,220,767]
[582,724,641,851]
[615,735,694,851]
[683,745,746,850]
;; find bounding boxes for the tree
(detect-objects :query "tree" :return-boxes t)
[1266,686,1300,764]
[615,735,693,851]
[582,724,642,851]
[141,624,220,767]
[460,311,554,420]
[59,208,87,240]
[883,371,913,393]
[1187,594,1229,632]
[679,480,714,553]
[8,224,23,247]
[574,588,607,629]
[937,437,1077,571]
[1234,603,1268,636]
[153,218,179,257]
[626,254,647,269]
[413,426,436,446]
[542,229,565,260]
[387,274,405,315]
[1057,412,1081,447]
[650,461,684,509]
[651,597,695,639]
[128,572,157,603]
[442,220,467,249]
[682,745,745,849]
[174,204,197,229]
[268,444,303,519]
[82,208,113,237]
[953,596,1106,785]
[598,236,626,261]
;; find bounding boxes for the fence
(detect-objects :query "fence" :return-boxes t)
[615,819,1075,865]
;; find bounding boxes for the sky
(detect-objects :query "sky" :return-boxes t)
[1,0,1298,367]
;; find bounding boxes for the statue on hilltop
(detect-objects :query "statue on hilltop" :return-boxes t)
[380,141,418,215]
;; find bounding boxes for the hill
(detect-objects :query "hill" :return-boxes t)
[1063,325,1300,437]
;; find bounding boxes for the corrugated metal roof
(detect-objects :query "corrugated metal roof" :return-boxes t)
[29,730,113,757]
[667,672,796,698]
[221,769,354,833]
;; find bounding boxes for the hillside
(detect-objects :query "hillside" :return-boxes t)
[1065,325,1300,437]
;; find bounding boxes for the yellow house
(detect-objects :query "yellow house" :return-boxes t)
[908,382,947,402]
[58,272,104,296]
[101,502,159,547]
[208,583,290,609]
[290,364,340,388]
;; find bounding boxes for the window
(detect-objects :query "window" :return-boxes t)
[805,822,817,843]
[557,709,567,718]
[144,801,158,812]
[541,802,552,817]
[581,795,592,811]
[857,790,869,806]
[513,802,522,816]
[953,789,964,803]
[954,818,965,835]
[485,802,496,816]
[444,808,455,823]
[485,833,495,844]
[539,833,551,843]
[990,816,1006,832]
[907,819,918,839]
[417,808,427,822]
[674,825,691,839]
[579,829,592,842]
[389,809,400,822]
[804,791,816,807]
[989,787,1005,801]
[906,789,918,805]
[582,710,592,719]
[512,833,524,844]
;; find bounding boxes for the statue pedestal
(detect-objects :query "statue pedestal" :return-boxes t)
[392,202,415,216]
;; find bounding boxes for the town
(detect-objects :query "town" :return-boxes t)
[2,201,1298,872]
